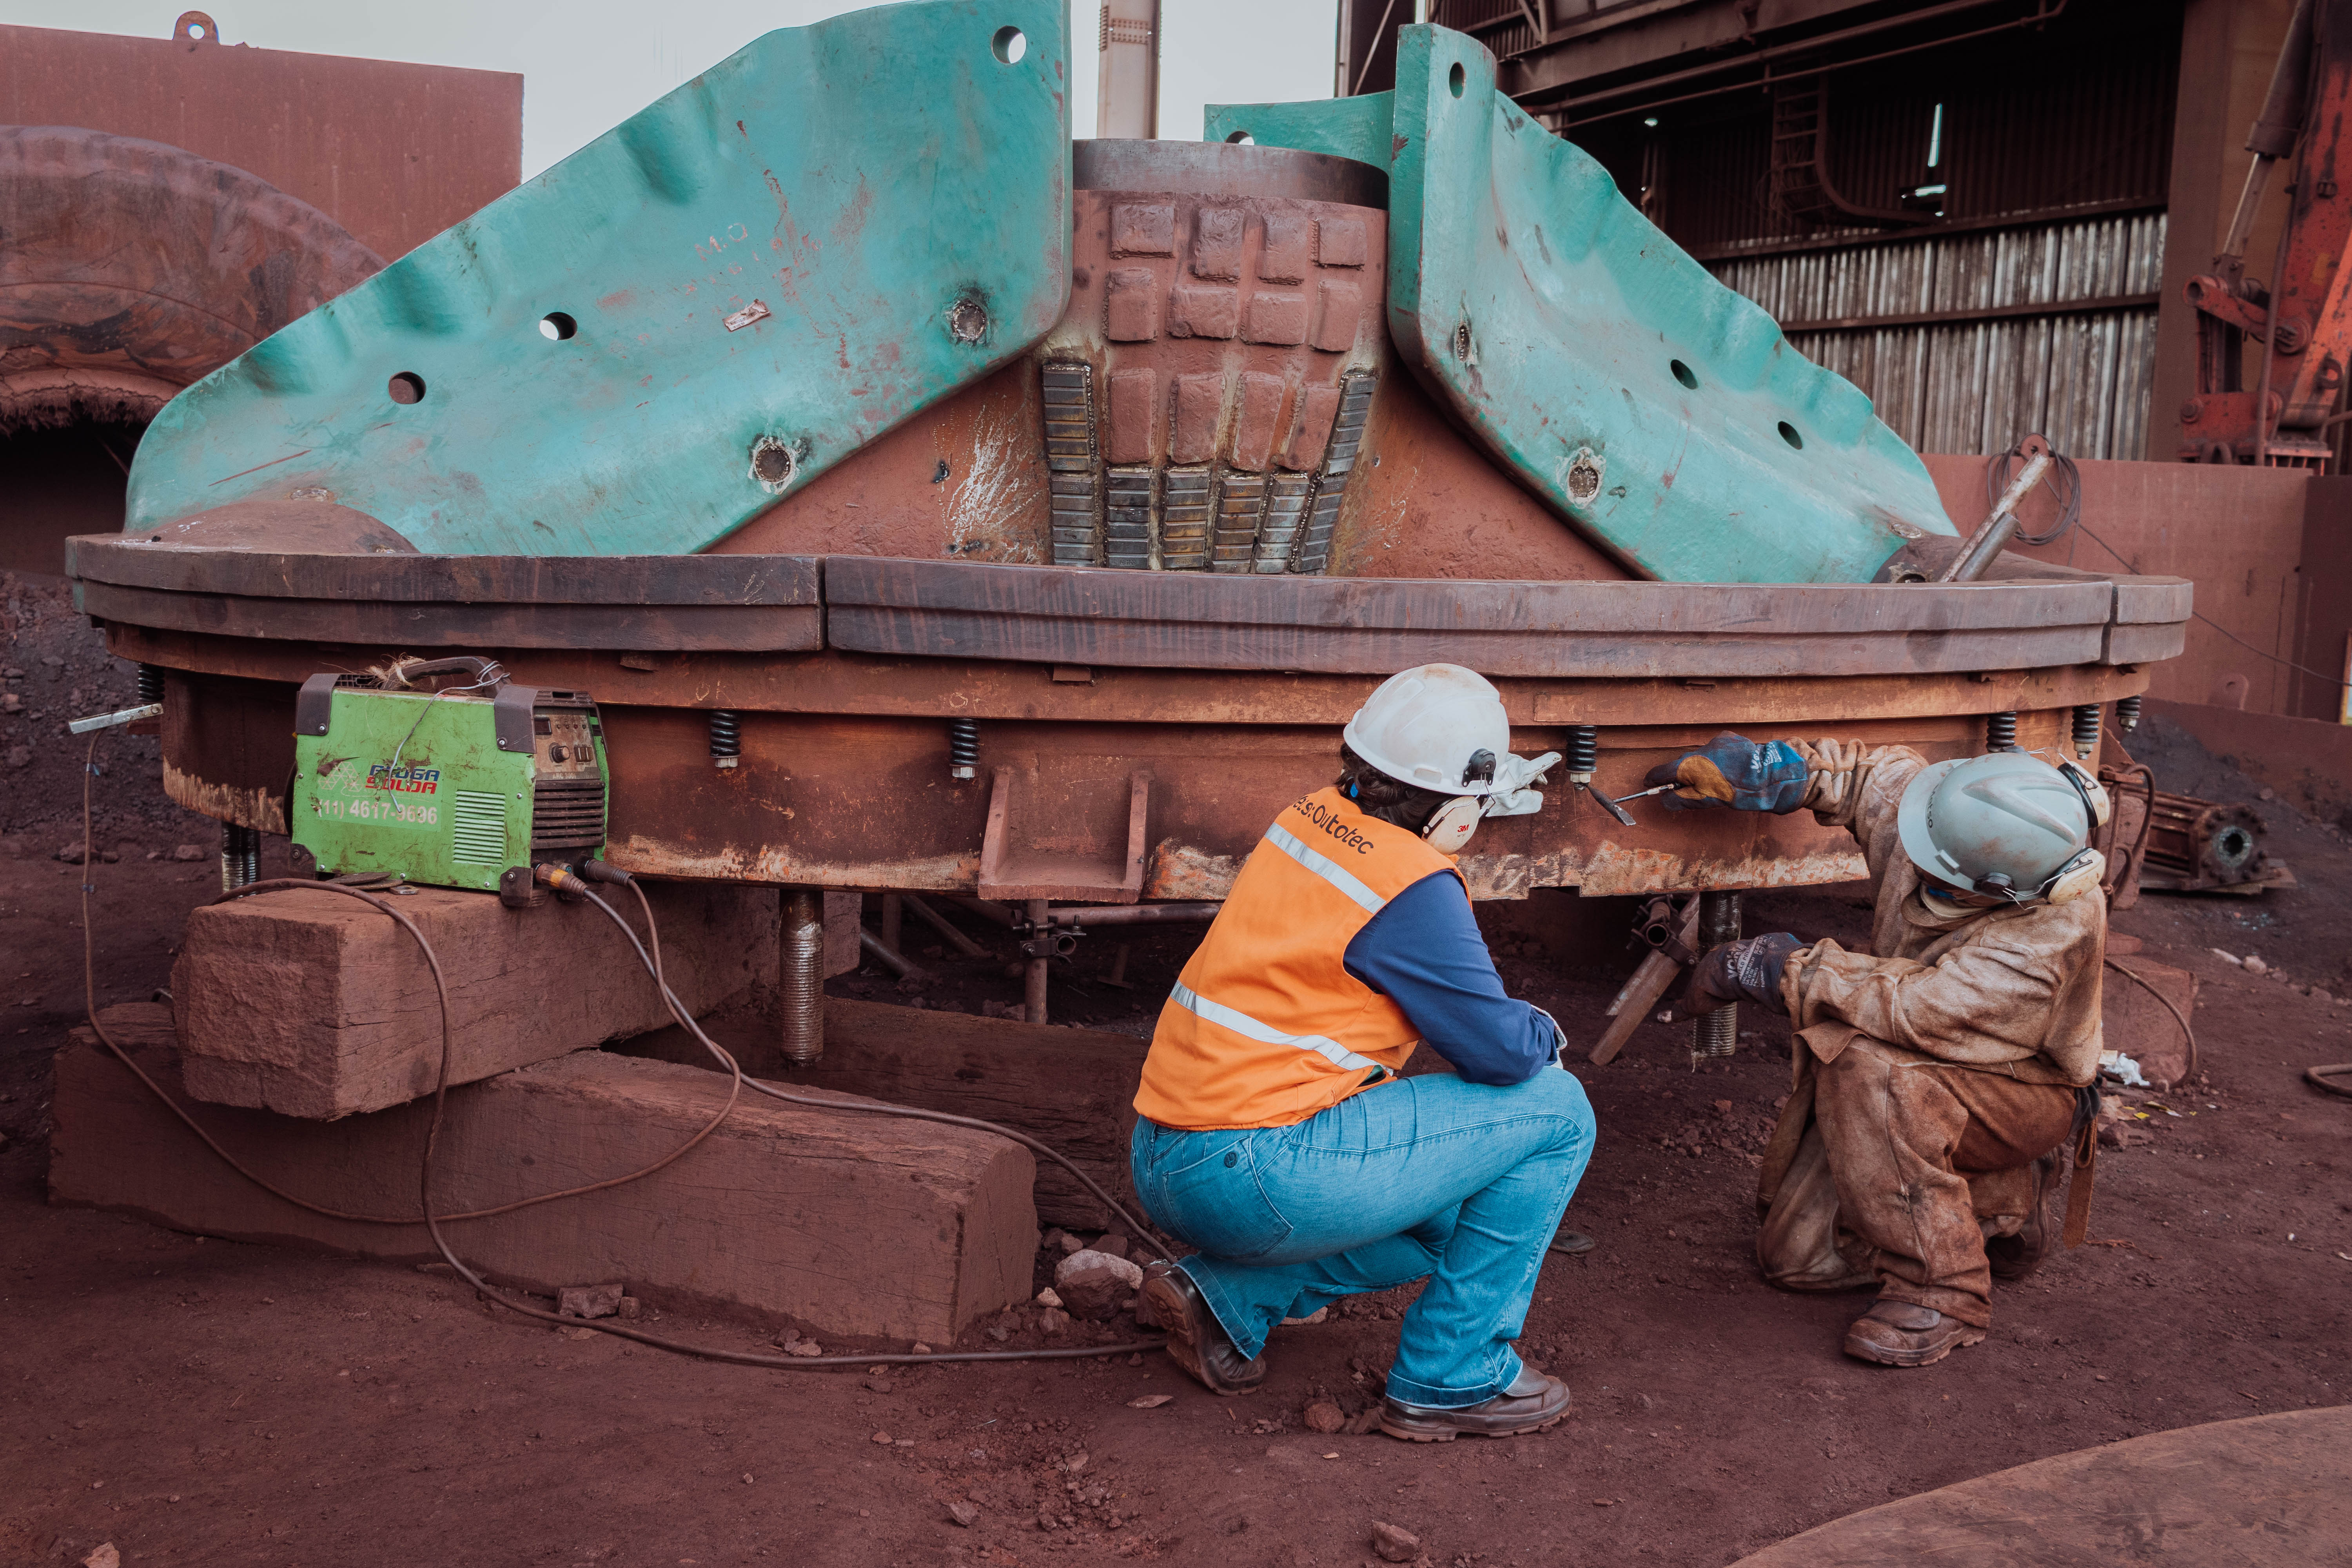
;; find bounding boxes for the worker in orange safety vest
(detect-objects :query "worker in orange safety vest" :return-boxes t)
[1130,665,1599,1442]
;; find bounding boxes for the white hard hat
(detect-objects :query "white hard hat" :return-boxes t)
[1344,665,1514,796]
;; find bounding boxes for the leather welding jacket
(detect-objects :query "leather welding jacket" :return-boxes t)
[1134,788,1472,1131]
[1779,742,2106,1088]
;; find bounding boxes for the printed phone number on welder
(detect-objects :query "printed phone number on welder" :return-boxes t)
[310,797,438,825]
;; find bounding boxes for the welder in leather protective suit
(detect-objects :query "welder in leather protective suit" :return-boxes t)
[1644,734,2109,1367]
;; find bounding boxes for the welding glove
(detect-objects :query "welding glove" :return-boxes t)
[1644,732,1809,813]
[1684,933,1804,1016]
[1482,750,1564,818]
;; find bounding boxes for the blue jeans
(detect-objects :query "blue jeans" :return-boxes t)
[1129,1067,1597,1408]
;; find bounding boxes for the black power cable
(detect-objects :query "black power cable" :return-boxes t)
[76,732,1167,1370]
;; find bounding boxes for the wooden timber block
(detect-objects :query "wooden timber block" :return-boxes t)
[2103,957,2199,1089]
[616,996,1149,1230]
[172,879,788,1119]
[53,1004,1034,1344]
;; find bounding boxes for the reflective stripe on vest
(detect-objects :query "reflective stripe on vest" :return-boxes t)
[1166,981,1383,1073]
[1261,823,1387,916]
[1134,787,1466,1131]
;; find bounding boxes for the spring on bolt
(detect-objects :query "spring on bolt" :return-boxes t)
[2071,703,2102,759]
[2116,695,2142,734]
[1564,725,1598,782]
[948,718,980,781]
[220,822,260,893]
[708,710,741,769]
[136,664,165,706]
[1985,712,2019,752]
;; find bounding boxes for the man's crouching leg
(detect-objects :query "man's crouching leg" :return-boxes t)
[1809,1040,1996,1367]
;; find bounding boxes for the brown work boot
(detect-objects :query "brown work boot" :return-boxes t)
[1987,1147,2067,1282]
[1842,1300,1988,1367]
[1379,1367,1572,1443]
[1141,1263,1264,1396]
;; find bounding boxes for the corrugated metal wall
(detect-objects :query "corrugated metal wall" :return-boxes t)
[1707,212,2167,460]
[1547,0,2180,458]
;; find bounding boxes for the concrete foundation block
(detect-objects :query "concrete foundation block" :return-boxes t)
[56,1005,1035,1344]
[620,996,1149,1230]
[172,879,797,1118]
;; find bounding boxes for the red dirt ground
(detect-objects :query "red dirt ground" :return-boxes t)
[4,570,2349,1567]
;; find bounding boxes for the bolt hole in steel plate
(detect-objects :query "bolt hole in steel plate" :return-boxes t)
[992,24,1025,63]
[388,372,426,405]
[1565,447,1604,505]
[1225,131,1255,144]
[947,296,989,344]
[1448,62,1465,97]
[749,436,798,492]
[1671,358,1699,390]
[539,312,578,341]
[1453,322,1472,360]
[1777,420,1804,450]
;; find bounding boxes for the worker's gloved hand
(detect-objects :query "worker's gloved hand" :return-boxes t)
[1483,750,1564,818]
[1685,933,1805,1016]
[1644,733,1809,813]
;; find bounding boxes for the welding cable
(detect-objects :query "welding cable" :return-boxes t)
[79,863,743,1225]
[1984,441,2082,548]
[2067,520,2350,688]
[75,736,1167,1368]
[2102,956,2200,1085]
[596,879,1166,1247]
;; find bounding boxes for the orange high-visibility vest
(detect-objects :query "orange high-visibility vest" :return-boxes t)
[1134,787,1468,1131]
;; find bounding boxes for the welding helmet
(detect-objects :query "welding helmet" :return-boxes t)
[1896,751,2111,905]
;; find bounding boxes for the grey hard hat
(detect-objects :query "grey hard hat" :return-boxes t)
[1896,751,2093,898]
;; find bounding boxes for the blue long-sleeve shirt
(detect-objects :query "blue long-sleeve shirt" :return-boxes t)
[1342,871,1559,1085]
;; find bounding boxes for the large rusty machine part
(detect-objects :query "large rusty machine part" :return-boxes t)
[120,1,1074,558]
[0,125,382,432]
[65,10,2191,962]
[1204,27,1956,584]
[2124,786,2273,893]
[0,126,383,573]
[2180,0,2352,468]
[69,527,2187,905]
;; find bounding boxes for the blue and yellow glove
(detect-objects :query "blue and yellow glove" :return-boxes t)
[1644,732,1809,813]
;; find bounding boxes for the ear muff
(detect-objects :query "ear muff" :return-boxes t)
[2042,848,2106,904]
[1421,795,1483,853]
[2056,758,2112,828]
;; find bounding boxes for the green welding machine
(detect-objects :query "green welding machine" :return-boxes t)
[290,662,608,895]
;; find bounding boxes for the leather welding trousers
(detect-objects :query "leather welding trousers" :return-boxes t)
[1131,1066,1595,1409]
[1756,1036,2077,1328]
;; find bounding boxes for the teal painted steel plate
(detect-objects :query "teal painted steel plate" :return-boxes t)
[1210,29,1956,584]
[125,0,1071,557]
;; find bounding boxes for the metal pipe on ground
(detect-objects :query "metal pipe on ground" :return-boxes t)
[858,927,926,980]
[1034,902,1222,929]
[903,893,988,957]
[779,887,826,1065]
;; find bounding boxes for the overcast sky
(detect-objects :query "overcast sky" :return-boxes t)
[0,0,1341,177]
